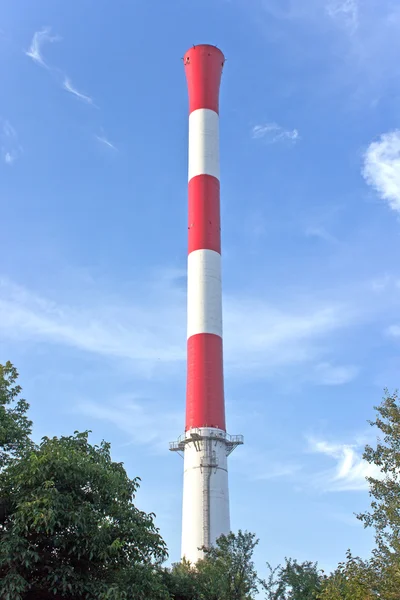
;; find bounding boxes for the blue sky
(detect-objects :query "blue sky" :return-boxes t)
[1,0,400,580]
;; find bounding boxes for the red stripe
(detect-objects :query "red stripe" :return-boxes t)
[186,333,226,431]
[188,175,221,254]
[184,45,225,114]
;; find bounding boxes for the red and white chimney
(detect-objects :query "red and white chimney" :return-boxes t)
[170,44,243,565]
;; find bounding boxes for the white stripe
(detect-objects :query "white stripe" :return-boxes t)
[188,109,220,181]
[187,249,222,338]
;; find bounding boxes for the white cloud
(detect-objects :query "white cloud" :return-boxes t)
[252,122,299,144]
[258,0,358,31]
[0,277,184,374]
[308,436,382,491]
[77,397,181,454]
[95,134,117,150]
[326,0,359,31]
[63,77,94,105]
[1,119,22,165]
[26,29,96,108]
[311,362,358,385]
[233,446,302,482]
[255,0,309,20]
[3,121,16,139]
[369,273,396,292]
[252,0,400,105]
[305,226,338,244]
[223,300,351,375]
[363,130,400,213]
[26,27,60,68]
[4,152,15,165]
[253,462,302,481]
[386,324,400,338]
[0,276,353,381]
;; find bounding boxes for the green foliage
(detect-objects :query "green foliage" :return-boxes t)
[198,530,259,600]
[262,558,324,600]
[3,363,400,599]
[0,430,168,600]
[162,559,201,600]
[164,531,259,600]
[357,390,400,557]
[370,552,400,599]
[318,552,375,600]
[317,391,400,599]
[0,361,32,469]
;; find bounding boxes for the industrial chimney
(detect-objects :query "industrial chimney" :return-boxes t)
[170,44,243,565]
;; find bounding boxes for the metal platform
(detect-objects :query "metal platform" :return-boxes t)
[169,429,244,457]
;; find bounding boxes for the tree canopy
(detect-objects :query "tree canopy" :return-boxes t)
[0,365,168,600]
[358,390,400,556]
[2,363,400,599]
[318,552,376,600]
[197,530,259,600]
[0,361,32,469]
[262,558,324,599]
[164,531,259,600]
[0,430,168,599]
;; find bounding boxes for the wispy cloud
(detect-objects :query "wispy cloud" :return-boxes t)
[63,77,94,105]
[0,277,184,375]
[4,152,15,165]
[363,130,400,214]
[95,134,117,151]
[253,462,302,481]
[77,397,181,454]
[5,266,400,385]
[0,275,356,381]
[233,446,302,482]
[310,362,358,385]
[3,121,16,138]
[305,227,338,244]
[386,324,400,338]
[307,436,381,491]
[26,29,96,108]
[1,119,22,166]
[26,27,60,68]
[224,299,352,376]
[257,0,358,31]
[326,0,359,32]
[250,0,400,105]
[368,274,398,293]
[255,0,308,20]
[252,122,299,144]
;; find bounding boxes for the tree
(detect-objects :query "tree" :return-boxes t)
[164,531,259,600]
[162,559,201,600]
[368,551,400,599]
[318,552,375,600]
[316,389,400,599]
[0,430,168,600]
[0,362,32,469]
[357,390,400,559]
[261,558,324,599]
[196,530,259,600]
